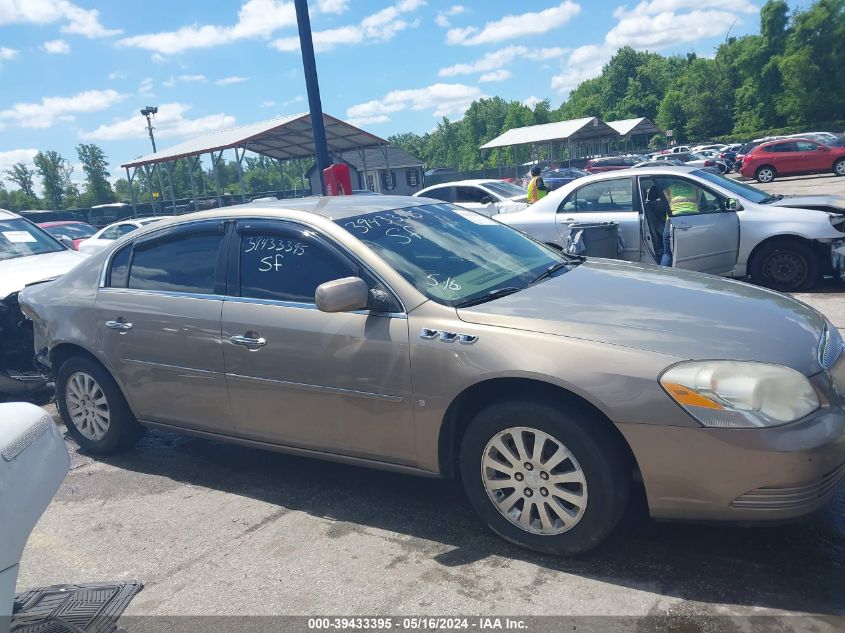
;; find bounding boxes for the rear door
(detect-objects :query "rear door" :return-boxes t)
[95,220,232,432]
[655,176,739,274]
[769,141,800,174]
[555,177,640,261]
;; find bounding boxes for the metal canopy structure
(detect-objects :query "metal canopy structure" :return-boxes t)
[119,112,389,215]
[480,117,617,150]
[606,117,661,138]
[121,112,387,168]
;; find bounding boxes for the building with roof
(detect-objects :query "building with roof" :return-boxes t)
[304,146,425,196]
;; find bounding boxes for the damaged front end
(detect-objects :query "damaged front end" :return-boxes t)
[0,292,49,398]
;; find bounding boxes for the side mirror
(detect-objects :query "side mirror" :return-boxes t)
[724,198,740,212]
[58,235,75,250]
[315,277,369,313]
[480,196,495,205]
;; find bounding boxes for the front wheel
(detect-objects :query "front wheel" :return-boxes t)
[834,159,845,177]
[56,355,143,454]
[459,399,630,556]
[755,166,776,183]
[749,240,820,292]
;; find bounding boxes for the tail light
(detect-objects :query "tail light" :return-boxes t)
[704,160,715,167]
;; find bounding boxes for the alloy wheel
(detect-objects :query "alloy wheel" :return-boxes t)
[757,168,774,183]
[481,426,588,535]
[835,161,845,176]
[66,371,111,441]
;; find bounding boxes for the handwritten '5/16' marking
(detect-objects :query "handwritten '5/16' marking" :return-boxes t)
[244,236,307,256]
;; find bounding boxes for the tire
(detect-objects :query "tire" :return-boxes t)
[749,239,820,292]
[834,159,845,177]
[459,399,630,556]
[755,166,776,183]
[56,355,143,454]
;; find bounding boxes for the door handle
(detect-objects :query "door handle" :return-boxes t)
[230,334,267,350]
[564,218,575,222]
[674,222,691,231]
[105,320,133,332]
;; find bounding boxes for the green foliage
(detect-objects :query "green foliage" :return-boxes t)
[33,150,74,209]
[4,162,37,200]
[76,144,116,206]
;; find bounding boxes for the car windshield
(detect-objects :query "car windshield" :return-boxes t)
[337,203,571,307]
[0,218,66,261]
[483,181,527,199]
[692,169,772,203]
[43,223,97,239]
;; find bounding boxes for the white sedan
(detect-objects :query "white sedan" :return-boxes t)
[414,179,528,216]
[498,166,845,292]
[78,216,171,255]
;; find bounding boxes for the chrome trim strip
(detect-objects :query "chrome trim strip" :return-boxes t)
[99,288,224,301]
[123,358,220,376]
[223,295,407,319]
[225,372,404,403]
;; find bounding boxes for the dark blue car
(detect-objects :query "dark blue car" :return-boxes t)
[540,168,589,191]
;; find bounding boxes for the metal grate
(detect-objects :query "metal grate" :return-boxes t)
[820,325,845,371]
[732,461,845,511]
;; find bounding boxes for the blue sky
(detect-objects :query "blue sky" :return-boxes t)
[0,0,802,187]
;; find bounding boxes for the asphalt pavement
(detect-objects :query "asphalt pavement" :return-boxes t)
[14,172,845,628]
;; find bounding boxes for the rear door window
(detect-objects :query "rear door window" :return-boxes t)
[559,178,635,213]
[422,187,452,202]
[128,230,224,294]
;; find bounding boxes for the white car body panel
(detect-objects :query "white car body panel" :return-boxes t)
[0,249,86,300]
[415,179,528,217]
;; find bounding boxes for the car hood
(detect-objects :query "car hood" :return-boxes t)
[457,259,825,375]
[0,249,87,300]
[770,194,845,214]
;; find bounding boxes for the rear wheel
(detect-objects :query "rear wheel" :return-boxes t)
[755,166,776,183]
[56,355,143,454]
[834,159,845,177]
[459,399,630,556]
[750,239,820,292]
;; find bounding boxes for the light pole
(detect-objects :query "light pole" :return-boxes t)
[140,106,167,213]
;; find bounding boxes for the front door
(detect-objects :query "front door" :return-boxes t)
[366,171,380,193]
[652,176,740,274]
[221,220,416,464]
[95,221,232,432]
[796,140,830,172]
[555,177,640,261]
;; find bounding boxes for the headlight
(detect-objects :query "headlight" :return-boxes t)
[660,361,819,428]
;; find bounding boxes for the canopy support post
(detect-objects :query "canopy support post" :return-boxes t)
[360,148,370,190]
[142,165,157,214]
[211,151,223,208]
[125,167,138,217]
[163,161,177,213]
[380,144,391,191]
[189,157,199,211]
[234,147,246,203]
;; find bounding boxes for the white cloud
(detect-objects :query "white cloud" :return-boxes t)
[271,0,426,53]
[42,38,70,54]
[347,82,485,124]
[215,75,248,86]
[0,149,38,188]
[439,45,566,77]
[108,70,126,80]
[163,74,207,87]
[260,100,276,108]
[0,89,127,129]
[479,69,511,82]
[316,0,349,13]
[447,1,580,46]
[0,46,18,60]
[435,4,466,28]
[282,95,304,106]
[118,0,296,55]
[551,0,759,93]
[80,102,236,141]
[347,115,390,127]
[0,0,121,37]
[138,77,154,96]
[522,96,543,108]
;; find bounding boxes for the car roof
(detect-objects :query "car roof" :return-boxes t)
[38,220,88,227]
[0,208,21,219]
[561,166,700,183]
[419,179,502,189]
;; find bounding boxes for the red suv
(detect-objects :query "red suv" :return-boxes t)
[584,155,641,173]
[740,138,845,183]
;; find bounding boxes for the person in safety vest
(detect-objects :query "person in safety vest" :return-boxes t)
[526,166,548,204]
[659,179,701,266]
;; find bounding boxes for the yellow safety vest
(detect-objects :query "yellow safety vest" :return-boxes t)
[527,176,547,204]
[664,181,699,216]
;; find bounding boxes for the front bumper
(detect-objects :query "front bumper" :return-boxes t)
[617,378,845,522]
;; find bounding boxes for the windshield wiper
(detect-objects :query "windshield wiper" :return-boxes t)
[760,194,784,204]
[454,286,524,308]
[528,261,571,286]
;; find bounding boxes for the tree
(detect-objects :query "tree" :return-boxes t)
[33,151,73,209]
[5,162,36,199]
[76,143,115,205]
